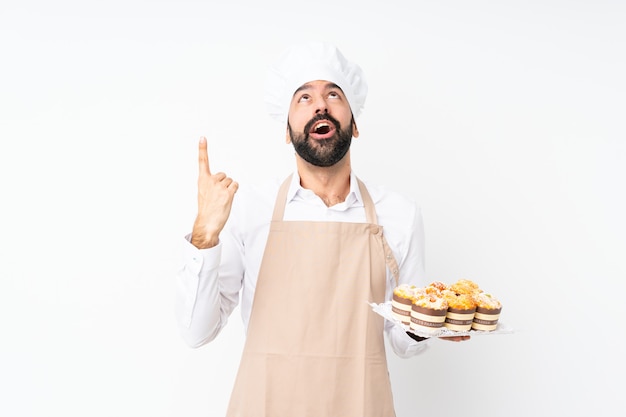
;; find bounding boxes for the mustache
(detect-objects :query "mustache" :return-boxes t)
[304,113,342,134]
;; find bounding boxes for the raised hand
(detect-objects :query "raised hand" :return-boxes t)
[191,137,239,249]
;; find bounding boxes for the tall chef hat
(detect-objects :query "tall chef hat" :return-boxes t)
[264,41,368,123]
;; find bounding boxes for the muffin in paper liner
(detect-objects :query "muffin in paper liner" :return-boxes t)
[410,304,448,334]
[472,293,503,331]
[391,284,418,326]
[443,291,477,332]
[409,293,448,334]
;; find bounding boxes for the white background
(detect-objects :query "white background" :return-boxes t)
[1,1,625,416]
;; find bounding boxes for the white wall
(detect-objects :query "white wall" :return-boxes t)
[1,1,624,416]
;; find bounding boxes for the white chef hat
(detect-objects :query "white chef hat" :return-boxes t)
[264,41,368,124]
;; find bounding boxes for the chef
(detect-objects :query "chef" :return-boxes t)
[176,41,467,417]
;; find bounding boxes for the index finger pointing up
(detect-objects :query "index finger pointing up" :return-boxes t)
[198,136,211,175]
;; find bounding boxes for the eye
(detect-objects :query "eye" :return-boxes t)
[298,94,311,103]
[328,91,340,99]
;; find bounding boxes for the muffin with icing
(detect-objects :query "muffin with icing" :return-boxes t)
[442,290,477,331]
[391,284,419,326]
[410,292,448,334]
[471,292,503,331]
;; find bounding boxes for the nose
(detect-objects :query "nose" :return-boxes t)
[313,93,329,114]
[314,102,328,114]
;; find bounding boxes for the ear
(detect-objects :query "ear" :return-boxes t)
[285,126,291,144]
[352,119,359,138]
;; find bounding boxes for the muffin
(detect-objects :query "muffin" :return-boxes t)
[472,292,503,331]
[426,281,448,294]
[391,284,419,326]
[443,290,477,331]
[449,279,481,296]
[410,292,448,334]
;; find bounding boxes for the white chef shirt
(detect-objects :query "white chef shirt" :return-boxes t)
[176,171,430,358]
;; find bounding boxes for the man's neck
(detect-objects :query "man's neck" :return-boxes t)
[296,156,352,207]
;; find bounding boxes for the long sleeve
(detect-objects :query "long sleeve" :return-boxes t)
[385,321,430,358]
[382,203,431,358]
[175,234,242,348]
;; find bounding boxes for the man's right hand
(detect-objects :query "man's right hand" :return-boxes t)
[191,137,239,249]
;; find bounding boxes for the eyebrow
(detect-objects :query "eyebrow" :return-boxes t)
[292,82,344,97]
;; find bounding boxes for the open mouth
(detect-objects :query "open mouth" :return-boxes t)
[309,120,336,139]
[314,122,331,134]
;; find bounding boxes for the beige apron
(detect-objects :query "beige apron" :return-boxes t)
[226,175,400,417]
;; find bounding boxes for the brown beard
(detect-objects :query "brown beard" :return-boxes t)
[288,113,353,167]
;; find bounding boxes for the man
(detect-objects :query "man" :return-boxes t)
[176,41,467,417]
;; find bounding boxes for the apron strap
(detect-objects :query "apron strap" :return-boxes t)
[356,178,376,224]
[357,178,400,287]
[271,174,293,222]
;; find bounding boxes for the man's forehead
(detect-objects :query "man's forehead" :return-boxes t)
[293,81,344,96]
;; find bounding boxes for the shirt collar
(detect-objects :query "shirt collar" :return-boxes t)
[287,170,363,209]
